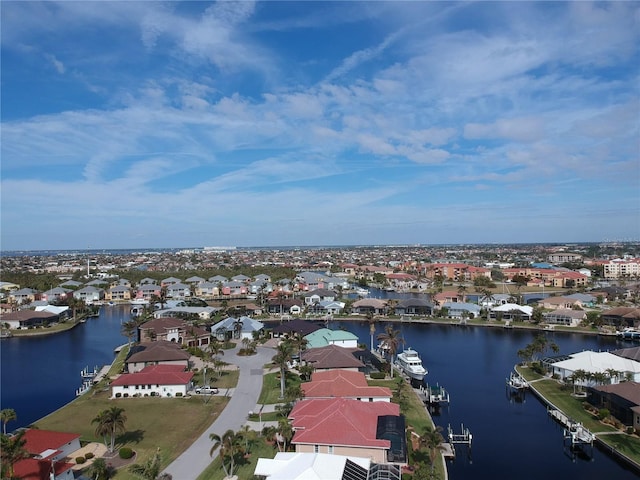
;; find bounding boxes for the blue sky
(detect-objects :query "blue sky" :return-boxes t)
[1,1,639,251]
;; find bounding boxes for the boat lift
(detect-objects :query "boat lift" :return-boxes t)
[422,383,450,406]
[448,423,472,447]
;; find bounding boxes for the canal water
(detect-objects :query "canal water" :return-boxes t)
[0,305,128,429]
[1,303,638,478]
[332,319,639,480]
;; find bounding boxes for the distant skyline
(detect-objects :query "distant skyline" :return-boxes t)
[1,1,639,251]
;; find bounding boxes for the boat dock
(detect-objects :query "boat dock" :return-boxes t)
[447,423,472,447]
[506,370,529,391]
[420,383,450,406]
[76,364,109,396]
[548,408,595,447]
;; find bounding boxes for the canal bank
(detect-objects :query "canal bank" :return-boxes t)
[517,365,640,473]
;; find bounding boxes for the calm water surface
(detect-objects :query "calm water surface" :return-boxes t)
[2,303,639,479]
[333,319,639,480]
[0,305,128,429]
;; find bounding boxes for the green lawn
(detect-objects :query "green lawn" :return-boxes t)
[257,371,301,404]
[516,366,640,466]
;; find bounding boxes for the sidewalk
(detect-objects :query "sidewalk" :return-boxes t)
[161,342,275,480]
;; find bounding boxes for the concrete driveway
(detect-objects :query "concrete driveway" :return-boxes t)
[162,342,275,480]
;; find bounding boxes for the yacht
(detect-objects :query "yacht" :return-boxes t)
[395,348,427,381]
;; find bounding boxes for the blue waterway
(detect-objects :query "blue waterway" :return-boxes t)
[0,305,128,430]
[332,319,639,480]
[2,305,639,478]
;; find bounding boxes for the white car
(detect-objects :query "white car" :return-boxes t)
[195,386,218,394]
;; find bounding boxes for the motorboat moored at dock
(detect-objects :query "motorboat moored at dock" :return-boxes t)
[395,348,427,381]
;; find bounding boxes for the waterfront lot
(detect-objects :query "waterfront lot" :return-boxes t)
[518,366,640,465]
[34,370,239,480]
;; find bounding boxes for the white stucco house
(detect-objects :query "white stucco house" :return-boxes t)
[548,350,640,385]
[110,364,194,398]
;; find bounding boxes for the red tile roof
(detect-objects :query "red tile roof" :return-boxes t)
[289,398,399,448]
[302,370,392,399]
[13,458,74,480]
[22,429,80,455]
[110,364,193,386]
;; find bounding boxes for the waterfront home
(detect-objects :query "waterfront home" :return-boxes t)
[587,382,640,427]
[135,283,162,301]
[394,298,433,316]
[125,341,191,373]
[34,305,70,320]
[538,296,581,310]
[255,452,371,480]
[543,309,585,327]
[306,299,345,316]
[432,290,462,307]
[110,364,194,398]
[106,284,132,302]
[231,274,251,283]
[221,280,248,296]
[489,303,532,321]
[266,297,304,315]
[304,328,359,349]
[208,275,228,284]
[300,344,364,371]
[212,316,265,341]
[442,302,481,319]
[0,310,58,329]
[184,276,206,284]
[302,288,338,305]
[41,287,72,303]
[601,307,640,329]
[154,306,219,320]
[351,298,388,316]
[138,317,210,348]
[73,285,104,304]
[288,398,406,464]
[161,276,182,287]
[13,429,80,480]
[166,282,191,299]
[194,281,219,298]
[301,370,392,402]
[548,350,640,384]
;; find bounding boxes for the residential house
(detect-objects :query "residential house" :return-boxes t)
[306,300,345,316]
[185,276,206,284]
[267,297,304,315]
[271,318,324,338]
[41,287,72,304]
[208,275,228,284]
[601,307,640,329]
[300,344,364,371]
[489,303,532,321]
[13,429,81,480]
[161,277,182,287]
[289,398,406,464]
[351,299,388,316]
[302,370,392,402]
[135,283,162,301]
[255,453,372,480]
[125,341,191,373]
[138,317,210,348]
[394,298,433,316]
[548,350,640,384]
[212,316,264,341]
[442,302,481,319]
[432,291,462,307]
[302,288,337,306]
[106,285,132,302]
[538,296,581,310]
[423,263,490,282]
[164,282,190,299]
[110,364,194,398]
[194,281,219,298]
[221,281,248,296]
[543,309,586,327]
[304,328,359,349]
[9,288,40,305]
[385,273,416,291]
[231,274,251,283]
[73,286,104,304]
[154,306,219,321]
[1,310,58,329]
[587,382,640,427]
[59,280,83,289]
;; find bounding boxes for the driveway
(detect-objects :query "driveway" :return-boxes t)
[162,342,275,480]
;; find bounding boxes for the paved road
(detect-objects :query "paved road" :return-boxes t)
[162,343,275,480]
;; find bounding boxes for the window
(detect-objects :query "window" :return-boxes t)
[314,445,319,453]
[327,445,334,454]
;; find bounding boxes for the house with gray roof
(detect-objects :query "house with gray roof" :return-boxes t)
[443,302,482,319]
[125,340,191,373]
[209,275,228,284]
[166,282,191,299]
[212,316,264,341]
[41,287,72,303]
[394,298,433,316]
[543,309,585,327]
[73,286,104,304]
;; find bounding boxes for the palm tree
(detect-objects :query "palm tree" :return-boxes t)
[420,425,445,474]
[272,341,293,399]
[0,408,16,435]
[121,320,138,347]
[128,448,162,480]
[233,319,243,340]
[368,317,376,351]
[209,429,243,479]
[87,457,110,480]
[376,324,404,378]
[275,418,293,452]
[1,430,30,479]
[92,406,127,453]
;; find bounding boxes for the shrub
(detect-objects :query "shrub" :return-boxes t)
[84,452,94,460]
[370,372,386,379]
[119,447,134,459]
[176,392,183,397]
[597,408,610,421]
[627,426,635,435]
[115,393,122,398]
[75,456,86,464]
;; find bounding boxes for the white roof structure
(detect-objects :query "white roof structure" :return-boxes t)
[491,303,533,315]
[255,452,370,480]
[34,305,69,315]
[550,350,640,378]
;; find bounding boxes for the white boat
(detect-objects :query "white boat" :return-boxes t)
[506,371,529,391]
[395,348,427,381]
[131,298,149,305]
[355,287,369,297]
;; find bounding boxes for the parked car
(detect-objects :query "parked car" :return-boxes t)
[195,385,218,394]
